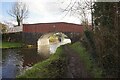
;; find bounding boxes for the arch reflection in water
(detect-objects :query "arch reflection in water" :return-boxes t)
[37,32,71,55]
[37,44,51,58]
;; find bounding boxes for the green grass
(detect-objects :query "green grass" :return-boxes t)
[17,42,103,78]
[70,42,103,78]
[0,42,23,48]
[17,46,67,78]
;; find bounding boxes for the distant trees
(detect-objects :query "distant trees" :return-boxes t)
[8,2,29,26]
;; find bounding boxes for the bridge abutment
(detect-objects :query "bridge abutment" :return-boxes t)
[22,32,43,45]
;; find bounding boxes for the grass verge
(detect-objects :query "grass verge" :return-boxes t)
[17,46,67,78]
[0,42,23,49]
[70,42,103,78]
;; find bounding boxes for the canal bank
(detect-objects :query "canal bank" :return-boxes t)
[1,33,71,78]
[1,42,23,49]
[17,46,67,78]
[2,32,103,78]
[17,42,103,78]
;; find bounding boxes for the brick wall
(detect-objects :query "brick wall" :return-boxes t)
[2,32,22,42]
[23,22,84,33]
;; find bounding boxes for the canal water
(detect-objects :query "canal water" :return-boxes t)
[2,48,45,78]
[1,39,71,78]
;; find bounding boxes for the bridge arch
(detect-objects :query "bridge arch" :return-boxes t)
[22,22,84,45]
[37,32,71,55]
[37,32,71,46]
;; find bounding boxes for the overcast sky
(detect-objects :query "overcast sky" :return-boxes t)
[0,0,91,25]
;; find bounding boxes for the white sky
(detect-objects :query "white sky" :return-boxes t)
[0,0,93,25]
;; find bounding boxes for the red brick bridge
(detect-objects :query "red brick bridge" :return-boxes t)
[3,22,88,45]
[22,22,85,44]
[23,22,84,33]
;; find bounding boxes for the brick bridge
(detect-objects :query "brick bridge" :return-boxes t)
[23,22,85,44]
[3,22,86,45]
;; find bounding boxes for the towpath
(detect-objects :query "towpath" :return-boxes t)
[63,45,91,78]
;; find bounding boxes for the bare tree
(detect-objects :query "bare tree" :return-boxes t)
[60,0,94,29]
[8,2,29,26]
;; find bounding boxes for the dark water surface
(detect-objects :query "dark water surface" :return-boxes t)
[1,38,71,78]
[2,48,48,78]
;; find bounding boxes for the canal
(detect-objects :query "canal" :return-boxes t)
[2,38,71,78]
[2,48,46,78]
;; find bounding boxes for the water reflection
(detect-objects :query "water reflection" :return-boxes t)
[37,45,50,58]
[2,49,23,78]
[38,38,71,54]
[20,48,46,67]
[2,38,71,78]
[2,48,48,78]
[37,32,71,55]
